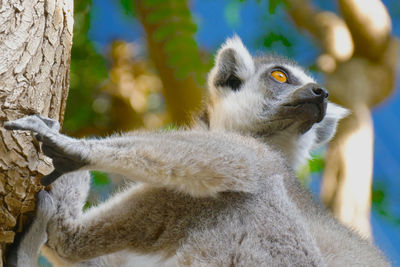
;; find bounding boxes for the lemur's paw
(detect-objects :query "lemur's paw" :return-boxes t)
[5,115,89,186]
[37,190,56,221]
[5,115,61,143]
[4,115,51,134]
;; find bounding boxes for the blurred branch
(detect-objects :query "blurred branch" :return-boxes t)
[322,105,374,237]
[101,41,167,130]
[135,0,208,126]
[338,0,391,60]
[285,0,399,238]
[287,0,354,64]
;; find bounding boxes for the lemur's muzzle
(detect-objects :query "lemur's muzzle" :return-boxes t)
[284,83,328,123]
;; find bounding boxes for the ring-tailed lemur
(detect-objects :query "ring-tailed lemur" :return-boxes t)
[5,36,388,266]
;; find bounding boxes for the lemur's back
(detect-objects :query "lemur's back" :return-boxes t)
[283,174,389,266]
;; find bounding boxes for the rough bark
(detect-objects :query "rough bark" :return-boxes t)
[286,0,398,238]
[0,0,74,264]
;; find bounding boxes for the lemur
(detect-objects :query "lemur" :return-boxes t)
[5,36,388,266]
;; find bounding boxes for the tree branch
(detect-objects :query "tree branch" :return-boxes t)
[338,0,392,60]
[135,0,207,126]
[285,0,398,238]
[287,0,354,63]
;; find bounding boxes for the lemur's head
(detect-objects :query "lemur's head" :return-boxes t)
[204,36,348,169]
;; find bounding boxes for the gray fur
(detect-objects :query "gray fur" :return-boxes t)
[5,191,56,267]
[5,36,388,266]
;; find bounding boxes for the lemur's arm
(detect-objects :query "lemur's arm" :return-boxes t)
[12,171,179,265]
[45,183,179,263]
[5,115,263,196]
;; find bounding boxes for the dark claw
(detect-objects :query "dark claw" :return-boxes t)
[4,250,18,267]
[41,170,64,186]
[4,122,18,131]
[34,133,43,142]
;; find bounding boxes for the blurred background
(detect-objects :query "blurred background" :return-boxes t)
[42,0,400,265]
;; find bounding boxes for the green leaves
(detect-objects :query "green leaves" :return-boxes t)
[297,155,325,185]
[120,0,135,16]
[146,6,190,24]
[264,32,292,47]
[372,181,400,225]
[139,0,210,83]
[91,171,111,186]
[64,0,108,135]
[268,0,290,14]
[162,123,179,131]
[309,156,325,173]
[224,1,242,27]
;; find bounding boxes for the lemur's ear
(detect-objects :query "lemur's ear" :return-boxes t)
[313,103,349,148]
[210,35,255,91]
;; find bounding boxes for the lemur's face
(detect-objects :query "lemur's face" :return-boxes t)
[251,56,328,134]
[207,36,347,152]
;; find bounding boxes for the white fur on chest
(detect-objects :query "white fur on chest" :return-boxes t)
[269,129,316,171]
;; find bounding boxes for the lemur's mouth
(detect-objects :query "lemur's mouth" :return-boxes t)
[283,99,327,123]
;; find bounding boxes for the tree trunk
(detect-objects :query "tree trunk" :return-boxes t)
[0,0,74,264]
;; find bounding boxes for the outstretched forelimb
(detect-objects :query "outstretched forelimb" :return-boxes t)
[5,115,268,196]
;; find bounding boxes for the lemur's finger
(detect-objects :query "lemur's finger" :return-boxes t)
[41,170,63,186]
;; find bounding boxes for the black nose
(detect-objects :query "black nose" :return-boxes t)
[312,86,329,99]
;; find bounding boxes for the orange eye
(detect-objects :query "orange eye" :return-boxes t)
[271,70,287,83]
